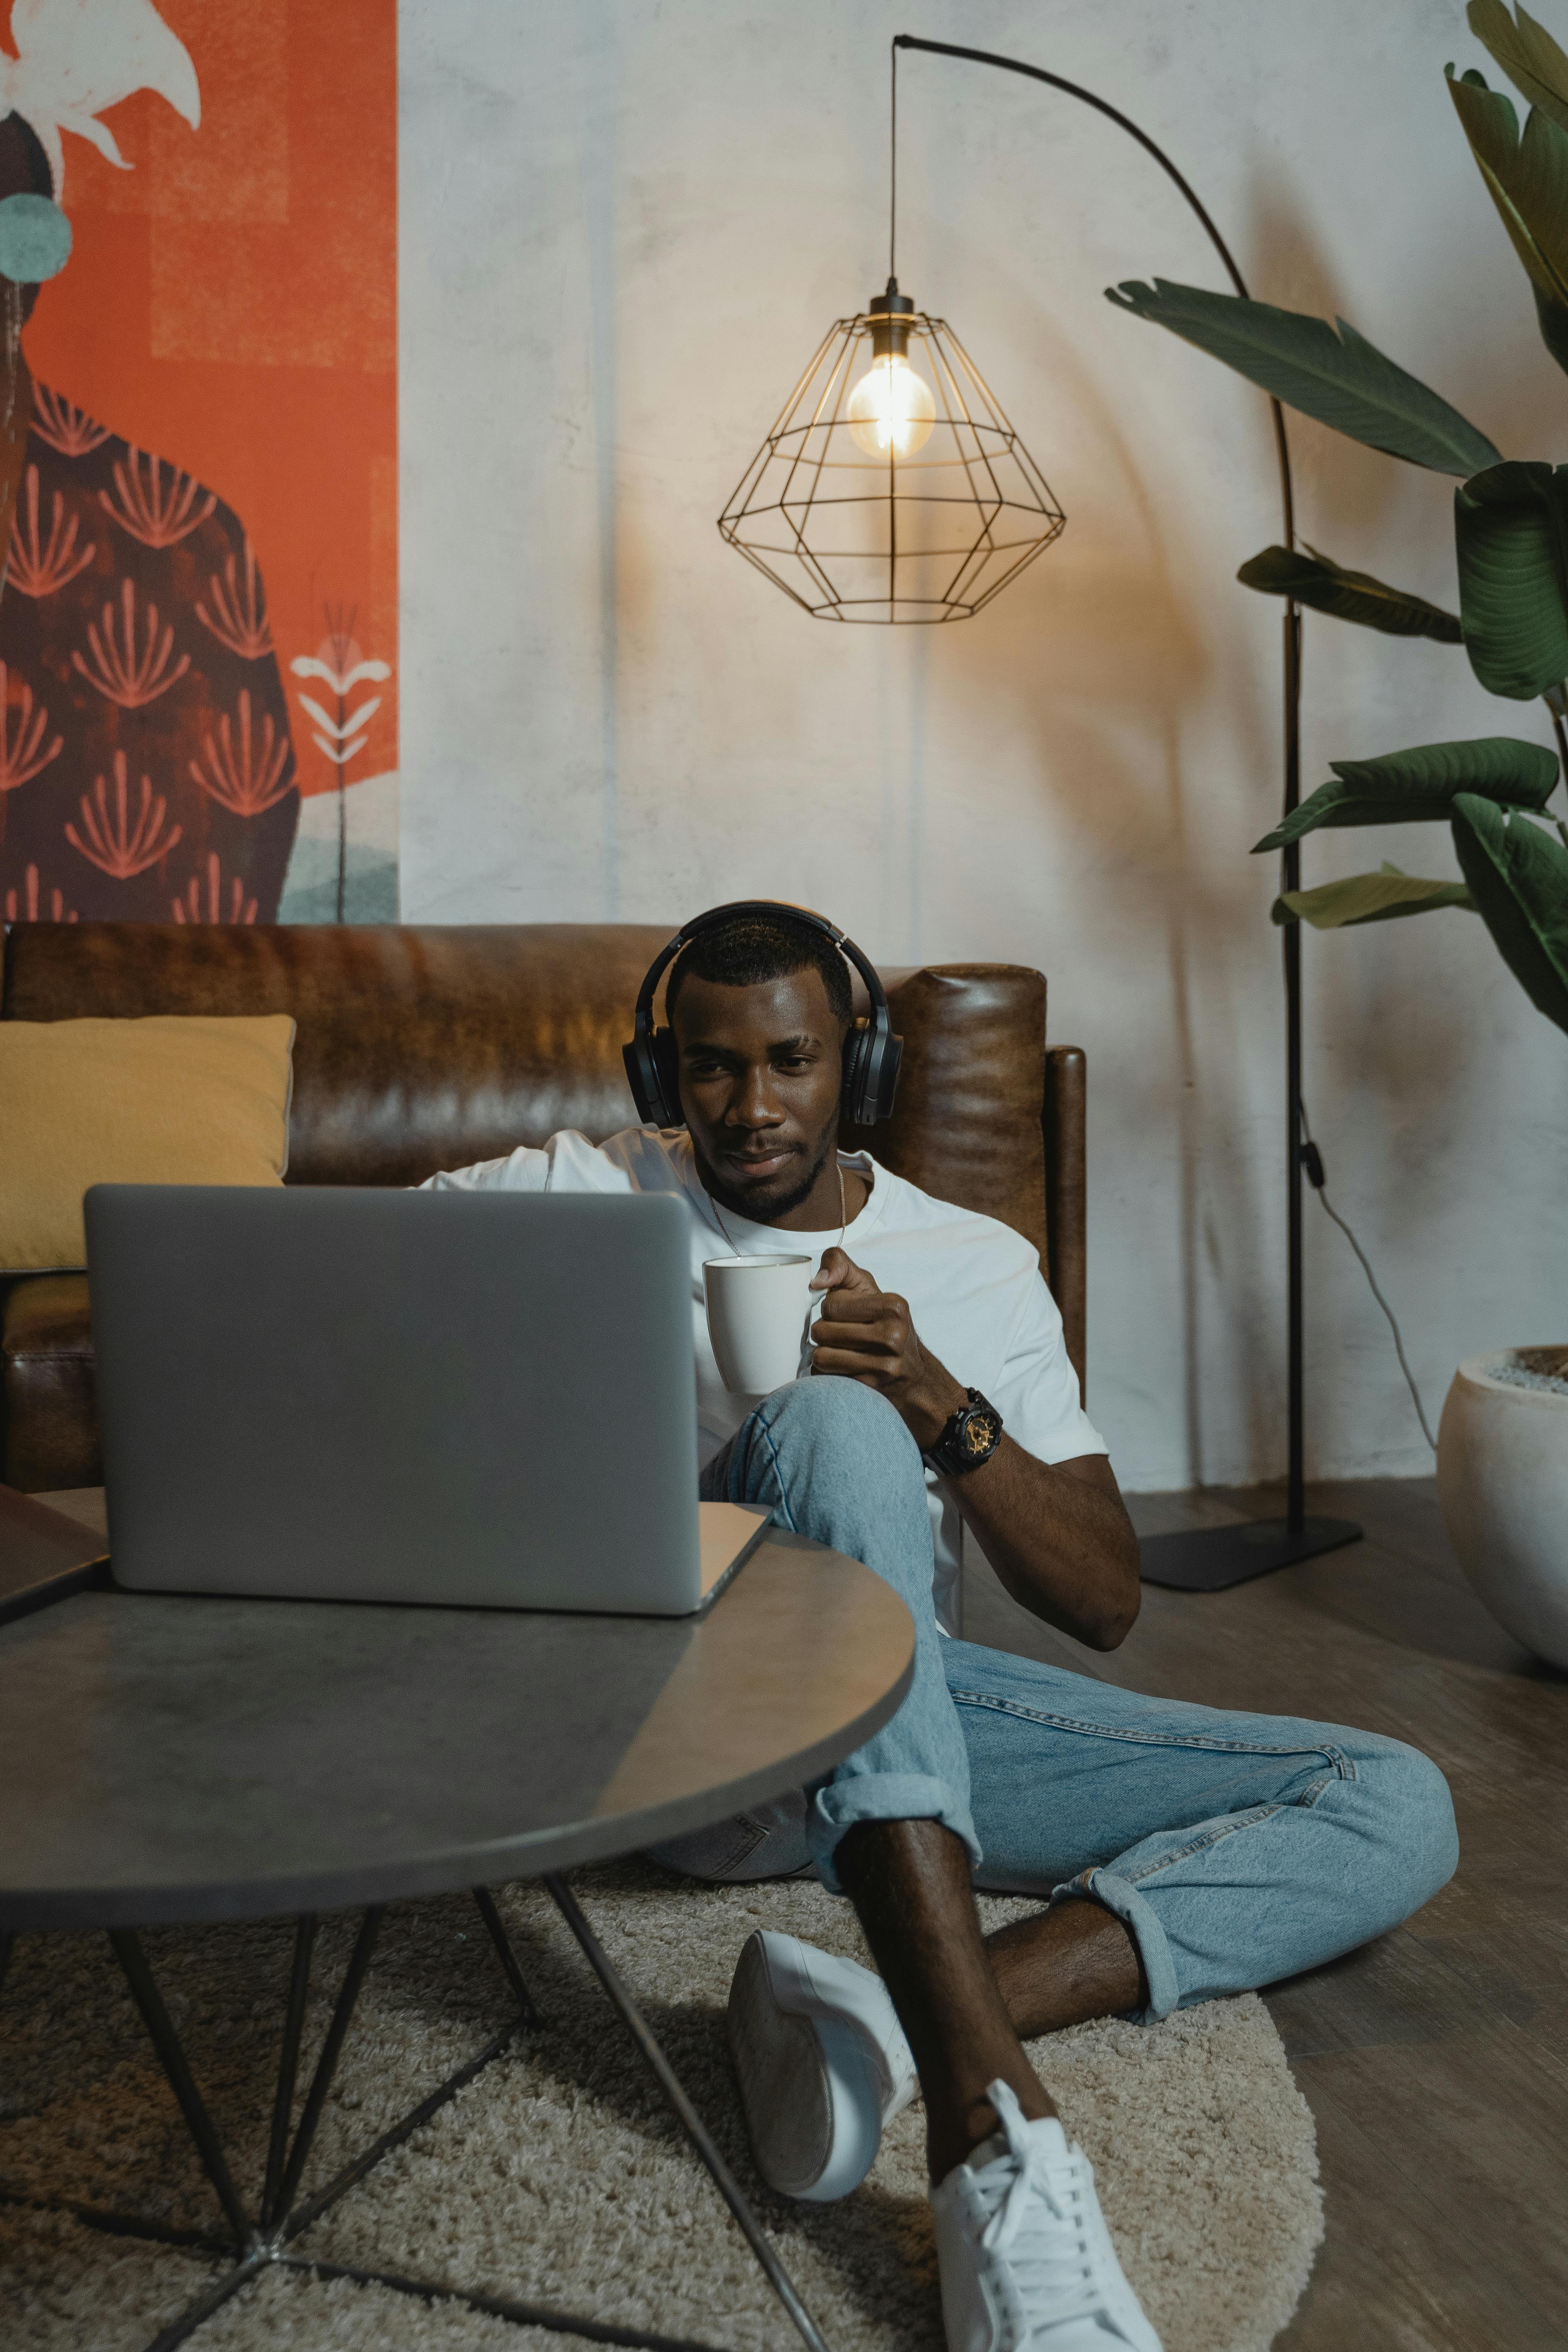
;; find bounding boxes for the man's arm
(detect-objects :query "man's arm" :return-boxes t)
[810,1249,1140,1651]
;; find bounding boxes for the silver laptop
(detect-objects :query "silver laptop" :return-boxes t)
[85,1185,768,1615]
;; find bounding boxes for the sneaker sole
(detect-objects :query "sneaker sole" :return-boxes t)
[727,1932,885,2203]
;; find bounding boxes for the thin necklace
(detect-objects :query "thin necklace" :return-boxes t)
[706,1157,847,1260]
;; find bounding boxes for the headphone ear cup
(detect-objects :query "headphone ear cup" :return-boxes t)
[623,1037,658,1125]
[652,1026,683,1128]
[873,1030,903,1123]
[844,1021,903,1125]
[842,1017,871,1122]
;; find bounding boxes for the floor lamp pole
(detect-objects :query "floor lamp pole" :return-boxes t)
[893,34,1361,1590]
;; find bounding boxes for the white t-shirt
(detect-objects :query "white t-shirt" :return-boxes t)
[421,1128,1106,1635]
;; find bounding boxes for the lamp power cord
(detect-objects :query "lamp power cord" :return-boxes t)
[1297,1103,1438,1453]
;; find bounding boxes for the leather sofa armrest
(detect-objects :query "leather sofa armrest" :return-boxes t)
[1044,1046,1086,1402]
[1,1274,101,1492]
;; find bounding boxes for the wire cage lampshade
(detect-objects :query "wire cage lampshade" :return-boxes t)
[718,280,1065,624]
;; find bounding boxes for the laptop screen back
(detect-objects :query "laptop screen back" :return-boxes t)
[86,1186,705,1613]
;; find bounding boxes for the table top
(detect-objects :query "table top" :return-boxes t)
[0,1483,110,1625]
[0,1495,913,1934]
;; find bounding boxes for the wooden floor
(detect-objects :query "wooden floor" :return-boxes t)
[962,1477,1568,2352]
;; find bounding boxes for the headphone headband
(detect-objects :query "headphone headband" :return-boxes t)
[622,899,903,1130]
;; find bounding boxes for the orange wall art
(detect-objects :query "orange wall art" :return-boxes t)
[0,0,396,929]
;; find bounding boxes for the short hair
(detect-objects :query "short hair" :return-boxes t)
[664,912,853,1030]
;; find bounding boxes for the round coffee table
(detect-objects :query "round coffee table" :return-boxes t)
[0,1520,914,2352]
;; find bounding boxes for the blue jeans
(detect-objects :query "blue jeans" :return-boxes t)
[676,1379,1458,2023]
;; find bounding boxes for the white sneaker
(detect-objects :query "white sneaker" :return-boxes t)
[726,1929,918,2201]
[931,2080,1163,2352]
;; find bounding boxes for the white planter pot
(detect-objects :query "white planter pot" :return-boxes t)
[1436,1351,1568,1667]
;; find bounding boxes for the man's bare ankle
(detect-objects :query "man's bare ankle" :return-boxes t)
[926,2072,1055,2185]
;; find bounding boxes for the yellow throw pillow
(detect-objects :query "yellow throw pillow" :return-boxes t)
[0,1015,296,1273]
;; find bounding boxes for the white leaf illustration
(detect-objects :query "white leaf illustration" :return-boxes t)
[296,693,381,740]
[290,655,392,694]
[311,731,371,767]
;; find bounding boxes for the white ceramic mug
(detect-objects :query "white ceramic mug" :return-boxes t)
[703,1255,815,1395]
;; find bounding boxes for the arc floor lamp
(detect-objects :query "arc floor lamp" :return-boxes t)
[721,34,1361,1590]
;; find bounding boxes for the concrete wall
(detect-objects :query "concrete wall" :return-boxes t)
[398,0,1568,1490]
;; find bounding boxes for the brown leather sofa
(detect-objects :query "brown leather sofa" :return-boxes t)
[0,923,1087,1492]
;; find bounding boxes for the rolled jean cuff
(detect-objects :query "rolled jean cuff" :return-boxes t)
[1051,1865,1180,2024]
[808,1773,982,1895]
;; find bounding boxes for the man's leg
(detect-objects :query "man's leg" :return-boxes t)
[708,1384,1168,2350]
[702,1377,981,1891]
[944,1638,1460,2027]
[700,1379,1065,2172]
[832,1818,1130,2183]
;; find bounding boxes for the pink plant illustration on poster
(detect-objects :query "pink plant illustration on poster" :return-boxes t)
[197,540,271,662]
[0,660,61,790]
[3,860,75,921]
[7,464,94,596]
[30,383,109,459]
[65,750,181,879]
[191,690,293,820]
[172,848,257,925]
[100,449,215,549]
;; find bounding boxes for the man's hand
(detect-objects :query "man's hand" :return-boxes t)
[809,1247,966,1451]
[809,1247,1141,1652]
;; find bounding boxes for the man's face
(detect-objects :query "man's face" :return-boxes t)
[671,966,844,1224]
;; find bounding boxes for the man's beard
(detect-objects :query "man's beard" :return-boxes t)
[695,1125,837,1225]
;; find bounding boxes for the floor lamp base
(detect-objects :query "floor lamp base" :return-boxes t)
[1139,1516,1362,1592]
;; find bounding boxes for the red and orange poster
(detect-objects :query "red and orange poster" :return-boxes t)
[0,0,396,928]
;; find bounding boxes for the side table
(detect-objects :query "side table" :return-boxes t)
[0,1487,914,2352]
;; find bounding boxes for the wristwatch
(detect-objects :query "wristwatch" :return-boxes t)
[924,1388,1004,1478]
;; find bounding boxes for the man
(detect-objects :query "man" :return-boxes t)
[425,906,1457,2352]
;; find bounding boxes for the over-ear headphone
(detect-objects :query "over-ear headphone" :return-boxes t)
[623,899,904,1130]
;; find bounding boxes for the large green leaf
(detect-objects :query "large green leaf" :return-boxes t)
[1454,458,1568,695]
[1254,736,1558,851]
[1467,0,1568,131]
[1447,67,1568,378]
[1450,792,1568,1029]
[1534,279,1568,370]
[1105,279,1501,475]
[1272,866,1477,929]
[1237,543,1463,639]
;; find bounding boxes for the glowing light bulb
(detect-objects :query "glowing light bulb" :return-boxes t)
[847,353,935,458]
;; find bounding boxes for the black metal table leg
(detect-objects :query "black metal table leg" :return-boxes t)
[546,1872,834,2352]
[261,1914,315,2231]
[268,1906,383,2225]
[475,1883,542,2026]
[108,1929,257,2252]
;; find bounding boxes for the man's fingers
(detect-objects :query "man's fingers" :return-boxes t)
[810,1246,875,1296]
[810,1313,900,1355]
[810,1348,895,1385]
[814,1283,898,1327]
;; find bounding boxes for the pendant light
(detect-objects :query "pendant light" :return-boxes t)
[717,46,1064,624]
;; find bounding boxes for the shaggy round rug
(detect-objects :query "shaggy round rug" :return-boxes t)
[0,1864,1322,2352]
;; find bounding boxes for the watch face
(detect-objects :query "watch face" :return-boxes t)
[962,1408,1000,1459]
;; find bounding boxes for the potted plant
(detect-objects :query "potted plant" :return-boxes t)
[1111,0,1568,1659]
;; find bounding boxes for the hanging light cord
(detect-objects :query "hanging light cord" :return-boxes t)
[889,37,898,282]
[1298,1102,1438,1452]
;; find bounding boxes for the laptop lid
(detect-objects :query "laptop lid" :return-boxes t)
[87,1184,748,1615]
